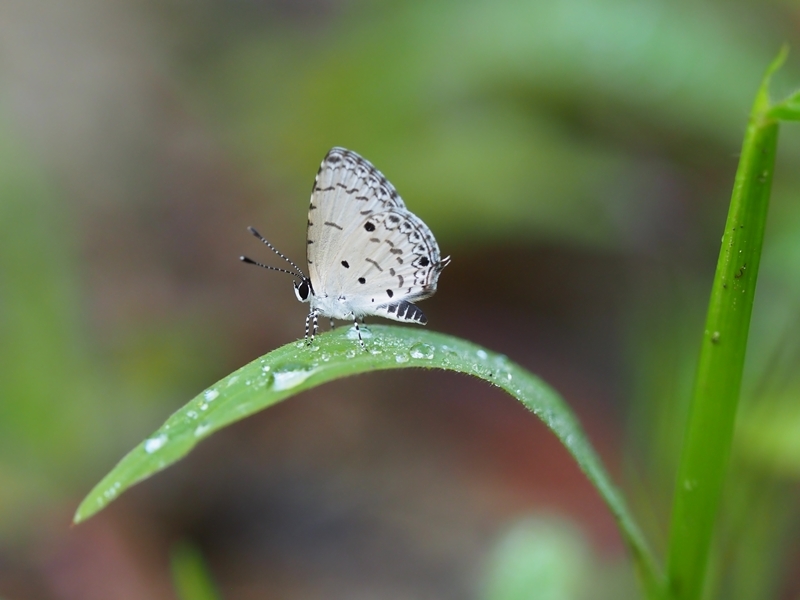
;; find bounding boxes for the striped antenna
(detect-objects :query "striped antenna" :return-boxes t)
[239,255,303,280]
[241,226,306,279]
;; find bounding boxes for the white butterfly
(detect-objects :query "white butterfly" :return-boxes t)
[241,147,450,347]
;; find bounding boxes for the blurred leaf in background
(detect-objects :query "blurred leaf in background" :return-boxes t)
[482,515,637,600]
[171,542,221,600]
[185,0,793,247]
[0,124,100,533]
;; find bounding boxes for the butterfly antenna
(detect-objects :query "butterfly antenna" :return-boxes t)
[240,256,303,280]
[246,226,306,276]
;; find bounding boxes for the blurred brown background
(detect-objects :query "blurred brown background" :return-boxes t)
[2,0,800,598]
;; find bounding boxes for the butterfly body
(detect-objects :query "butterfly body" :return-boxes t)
[243,147,449,346]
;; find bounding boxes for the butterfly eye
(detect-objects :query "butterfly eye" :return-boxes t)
[294,279,312,302]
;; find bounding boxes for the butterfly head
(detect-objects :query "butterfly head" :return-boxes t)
[293,278,313,303]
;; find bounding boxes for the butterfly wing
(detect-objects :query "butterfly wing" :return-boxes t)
[327,207,448,323]
[307,148,405,294]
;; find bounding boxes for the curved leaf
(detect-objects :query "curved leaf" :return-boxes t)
[74,325,662,593]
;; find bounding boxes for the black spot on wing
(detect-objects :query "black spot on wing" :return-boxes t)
[341,260,349,268]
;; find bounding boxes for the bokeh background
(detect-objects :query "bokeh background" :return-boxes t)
[2,1,800,598]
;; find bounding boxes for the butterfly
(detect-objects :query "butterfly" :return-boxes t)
[241,147,450,347]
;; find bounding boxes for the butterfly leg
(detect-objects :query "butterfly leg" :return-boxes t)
[352,316,365,349]
[305,309,319,345]
[311,310,319,343]
[330,319,336,330]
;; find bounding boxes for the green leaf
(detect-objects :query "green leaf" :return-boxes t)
[666,50,783,599]
[75,325,662,594]
[766,46,800,122]
[767,89,800,121]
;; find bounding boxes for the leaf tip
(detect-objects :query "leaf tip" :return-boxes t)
[757,46,788,108]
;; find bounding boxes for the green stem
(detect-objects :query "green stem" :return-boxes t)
[666,52,783,600]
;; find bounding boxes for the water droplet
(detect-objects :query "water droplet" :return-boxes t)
[262,365,271,373]
[347,326,373,340]
[409,343,435,360]
[321,353,331,362]
[194,421,212,437]
[186,410,198,419]
[227,375,239,387]
[204,389,219,402]
[476,349,488,360]
[144,434,167,454]
[199,403,208,411]
[345,349,357,359]
[395,353,410,363]
[245,379,252,386]
[271,363,316,391]
[369,348,383,355]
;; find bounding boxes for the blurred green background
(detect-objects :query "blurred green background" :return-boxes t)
[1,0,800,597]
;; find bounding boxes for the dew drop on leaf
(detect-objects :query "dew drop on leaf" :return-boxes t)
[144,434,167,454]
[409,343,435,360]
[271,363,316,391]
